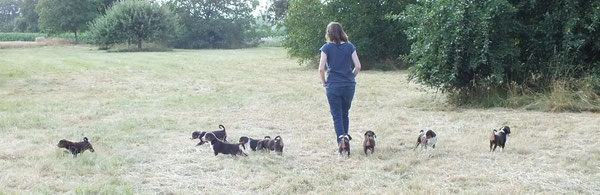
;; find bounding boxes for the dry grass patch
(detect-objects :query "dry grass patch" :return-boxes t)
[0,46,599,194]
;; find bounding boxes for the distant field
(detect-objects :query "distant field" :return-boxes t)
[0,46,598,194]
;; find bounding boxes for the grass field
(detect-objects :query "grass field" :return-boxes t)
[0,46,599,194]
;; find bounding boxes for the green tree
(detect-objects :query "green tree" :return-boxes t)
[281,0,328,64]
[167,0,258,49]
[326,0,412,67]
[508,0,600,84]
[95,0,117,15]
[0,0,19,32]
[403,0,519,98]
[262,0,289,23]
[89,0,177,50]
[282,0,413,68]
[12,0,38,32]
[35,0,97,43]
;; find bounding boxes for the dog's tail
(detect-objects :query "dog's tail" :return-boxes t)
[219,125,225,131]
[490,129,497,141]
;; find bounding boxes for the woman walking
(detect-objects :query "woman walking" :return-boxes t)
[318,22,362,145]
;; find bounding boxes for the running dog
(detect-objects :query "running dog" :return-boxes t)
[57,137,95,157]
[414,130,437,150]
[191,125,227,146]
[204,132,246,156]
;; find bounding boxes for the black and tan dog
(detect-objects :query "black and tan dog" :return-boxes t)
[490,126,511,152]
[191,125,227,146]
[266,136,284,155]
[338,134,352,157]
[57,137,95,157]
[204,132,246,156]
[414,129,437,150]
[256,136,271,151]
[239,136,272,151]
[363,131,376,156]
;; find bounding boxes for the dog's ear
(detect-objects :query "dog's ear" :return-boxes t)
[364,131,369,136]
[373,132,376,138]
[338,134,344,139]
[83,137,88,142]
[348,135,352,140]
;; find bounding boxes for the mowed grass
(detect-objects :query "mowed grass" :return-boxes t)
[0,46,599,194]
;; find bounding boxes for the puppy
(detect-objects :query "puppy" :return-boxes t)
[490,126,511,152]
[256,136,271,151]
[57,137,95,157]
[266,136,284,155]
[338,134,352,157]
[414,129,437,150]
[191,124,227,146]
[273,136,284,155]
[203,132,246,156]
[363,130,376,156]
[238,136,264,151]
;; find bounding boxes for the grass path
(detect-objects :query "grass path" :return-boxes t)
[0,46,599,194]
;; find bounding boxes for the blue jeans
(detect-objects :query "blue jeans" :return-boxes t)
[326,86,355,144]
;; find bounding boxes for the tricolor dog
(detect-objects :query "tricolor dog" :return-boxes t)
[57,137,95,157]
[414,129,437,150]
[490,126,511,152]
[338,134,352,157]
[267,136,284,155]
[203,132,246,156]
[239,136,272,151]
[256,136,271,151]
[191,125,227,146]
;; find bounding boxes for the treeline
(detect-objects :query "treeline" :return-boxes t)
[0,0,279,49]
[1,0,598,108]
[283,0,599,108]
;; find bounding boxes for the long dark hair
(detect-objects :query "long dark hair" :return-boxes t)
[326,22,349,44]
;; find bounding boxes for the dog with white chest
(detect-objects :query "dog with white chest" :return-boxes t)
[191,125,227,146]
[414,129,437,150]
[338,134,352,157]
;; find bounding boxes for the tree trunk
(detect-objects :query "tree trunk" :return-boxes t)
[137,38,142,50]
[74,31,78,44]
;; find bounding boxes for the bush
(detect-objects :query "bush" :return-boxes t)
[282,0,413,69]
[403,0,600,107]
[88,0,177,50]
[281,0,328,65]
[403,0,519,96]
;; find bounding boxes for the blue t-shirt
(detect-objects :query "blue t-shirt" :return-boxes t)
[319,42,356,88]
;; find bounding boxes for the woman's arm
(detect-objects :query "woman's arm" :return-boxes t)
[319,51,327,87]
[351,51,361,77]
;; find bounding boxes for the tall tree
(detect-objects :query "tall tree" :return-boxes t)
[12,0,38,32]
[262,0,289,23]
[167,0,258,49]
[35,0,97,43]
[89,0,177,50]
[404,0,519,97]
[282,0,413,68]
[0,0,20,32]
[95,0,117,15]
